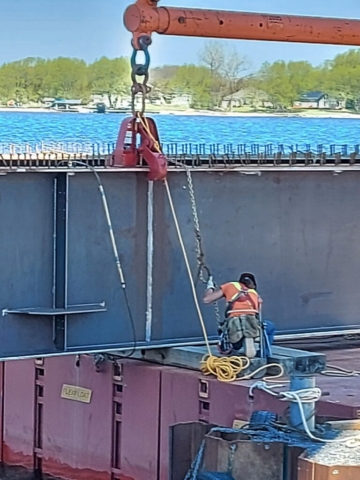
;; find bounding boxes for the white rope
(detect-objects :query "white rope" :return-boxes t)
[250,381,360,448]
[164,178,212,354]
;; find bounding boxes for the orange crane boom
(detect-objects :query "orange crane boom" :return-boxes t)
[124,0,360,46]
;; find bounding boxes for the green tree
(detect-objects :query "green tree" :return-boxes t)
[0,58,39,104]
[325,50,360,108]
[0,56,132,105]
[150,65,180,91]
[27,58,49,102]
[41,57,89,99]
[168,64,213,108]
[255,60,324,109]
[256,61,294,108]
[88,57,131,107]
[199,41,249,108]
[287,61,320,96]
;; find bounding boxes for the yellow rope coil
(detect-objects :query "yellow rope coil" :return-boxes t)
[201,357,285,383]
[201,355,250,382]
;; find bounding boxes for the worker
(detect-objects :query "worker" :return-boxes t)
[203,273,263,358]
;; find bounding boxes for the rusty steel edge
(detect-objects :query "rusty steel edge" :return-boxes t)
[0,167,360,173]
[124,0,360,47]
[2,328,360,362]
[0,153,360,171]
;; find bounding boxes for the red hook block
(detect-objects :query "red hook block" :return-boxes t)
[108,116,168,181]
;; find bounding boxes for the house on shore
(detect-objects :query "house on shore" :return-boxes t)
[41,98,83,110]
[42,97,55,107]
[294,92,345,109]
[221,88,273,110]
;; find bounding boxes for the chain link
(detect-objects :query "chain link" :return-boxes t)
[213,301,222,325]
[168,157,209,283]
[168,157,222,325]
[130,35,152,115]
[185,167,208,283]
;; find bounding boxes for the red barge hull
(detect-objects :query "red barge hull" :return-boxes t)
[0,349,359,480]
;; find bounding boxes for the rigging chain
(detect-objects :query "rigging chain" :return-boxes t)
[130,35,152,115]
[162,152,222,325]
[185,165,211,284]
[164,158,210,282]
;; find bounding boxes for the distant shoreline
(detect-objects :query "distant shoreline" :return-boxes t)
[1,106,360,120]
[151,109,360,119]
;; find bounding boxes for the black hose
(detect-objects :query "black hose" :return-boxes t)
[57,160,137,357]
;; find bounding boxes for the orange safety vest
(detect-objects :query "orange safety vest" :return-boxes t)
[223,282,260,317]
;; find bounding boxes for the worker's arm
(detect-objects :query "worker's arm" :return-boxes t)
[203,276,225,304]
[203,287,224,304]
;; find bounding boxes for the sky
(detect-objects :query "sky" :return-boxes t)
[3,0,360,69]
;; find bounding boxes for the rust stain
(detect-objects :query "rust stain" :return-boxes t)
[2,445,33,468]
[43,457,110,480]
[301,291,332,305]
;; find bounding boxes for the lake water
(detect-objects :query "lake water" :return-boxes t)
[2,111,360,153]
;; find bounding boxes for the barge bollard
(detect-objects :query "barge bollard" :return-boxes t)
[289,375,316,432]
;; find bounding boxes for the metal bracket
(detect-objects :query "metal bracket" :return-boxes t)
[2,173,108,353]
[2,302,107,316]
[2,302,107,353]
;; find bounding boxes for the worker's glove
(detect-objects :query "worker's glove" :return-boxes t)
[206,276,215,290]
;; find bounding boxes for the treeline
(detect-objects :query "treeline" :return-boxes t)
[150,42,250,108]
[2,45,360,110]
[255,49,360,109]
[151,46,360,109]
[0,57,131,106]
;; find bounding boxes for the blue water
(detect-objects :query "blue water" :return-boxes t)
[2,111,360,148]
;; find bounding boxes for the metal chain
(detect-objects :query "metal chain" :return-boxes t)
[213,300,222,324]
[130,35,152,115]
[185,167,222,324]
[168,157,222,324]
[185,167,208,283]
[167,158,209,282]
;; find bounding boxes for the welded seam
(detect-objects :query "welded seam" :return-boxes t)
[145,181,154,342]
[52,178,57,309]
[52,178,57,342]
[64,173,70,351]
